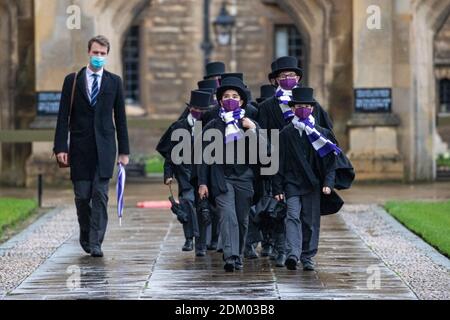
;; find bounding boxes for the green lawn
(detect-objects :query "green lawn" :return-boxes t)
[385,200,450,258]
[0,198,38,239]
[145,155,164,174]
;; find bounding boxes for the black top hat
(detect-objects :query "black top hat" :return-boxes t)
[221,72,244,82]
[198,79,219,91]
[320,190,344,216]
[198,88,217,104]
[273,56,303,79]
[198,88,215,95]
[288,87,316,107]
[216,77,248,107]
[204,62,226,79]
[268,60,278,81]
[256,85,276,103]
[203,88,218,105]
[186,90,213,110]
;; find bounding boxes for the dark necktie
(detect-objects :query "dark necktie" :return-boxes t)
[91,74,99,107]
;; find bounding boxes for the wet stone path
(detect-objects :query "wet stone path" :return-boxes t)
[5,208,417,300]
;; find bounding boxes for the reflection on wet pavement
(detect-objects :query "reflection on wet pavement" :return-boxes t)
[6,208,417,300]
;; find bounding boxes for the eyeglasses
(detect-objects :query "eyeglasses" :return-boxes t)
[277,73,298,80]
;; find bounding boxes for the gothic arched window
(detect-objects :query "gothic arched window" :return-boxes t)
[274,24,305,70]
[122,25,141,105]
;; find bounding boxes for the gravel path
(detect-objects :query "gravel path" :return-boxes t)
[341,204,450,300]
[0,206,77,299]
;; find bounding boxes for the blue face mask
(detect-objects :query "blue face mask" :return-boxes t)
[90,56,107,69]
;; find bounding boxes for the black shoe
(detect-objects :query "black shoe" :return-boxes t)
[79,239,90,254]
[207,242,218,251]
[224,258,235,272]
[79,231,90,254]
[275,254,286,267]
[261,245,273,257]
[182,238,194,252]
[196,250,206,257]
[235,256,244,270]
[91,248,104,258]
[80,243,91,254]
[285,257,298,270]
[302,260,315,271]
[217,248,224,253]
[244,245,258,259]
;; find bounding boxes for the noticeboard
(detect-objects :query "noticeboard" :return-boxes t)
[354,88,392,113]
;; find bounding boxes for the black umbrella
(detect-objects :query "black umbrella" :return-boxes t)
[168,184,189,224]
[197,198,212,226]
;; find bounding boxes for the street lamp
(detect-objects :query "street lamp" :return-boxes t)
[201,0,236,72]
[213,2,236,46]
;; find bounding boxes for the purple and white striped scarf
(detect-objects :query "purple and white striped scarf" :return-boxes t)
[220,107,246,144]
[292,115,342,158]
[276,87,294,120]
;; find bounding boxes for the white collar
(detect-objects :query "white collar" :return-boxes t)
[187,113,196,127]
[86,65,104,78]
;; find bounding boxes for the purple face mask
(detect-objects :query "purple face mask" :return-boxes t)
[222,99,241,112]
[279,78,298,90]
[295,107,312,120]
[191,110,203,120]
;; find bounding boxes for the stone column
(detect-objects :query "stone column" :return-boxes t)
[347,0,404,181]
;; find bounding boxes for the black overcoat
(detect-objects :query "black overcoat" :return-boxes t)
[53,67,130,181]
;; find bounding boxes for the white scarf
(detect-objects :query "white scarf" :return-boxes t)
[187,113,196,136]
[219,108,246,144]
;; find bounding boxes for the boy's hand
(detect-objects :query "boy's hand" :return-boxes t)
[275,194,284,202]
[242,118,256,130]
[322,187,332,195]
[199,185,209,199]
[165,178,173,185]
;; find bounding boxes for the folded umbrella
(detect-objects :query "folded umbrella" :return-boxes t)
[117,163,126,226]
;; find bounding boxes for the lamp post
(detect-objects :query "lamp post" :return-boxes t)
[201,0,214,73]
[213,2,236,47]
[201,0,236,72]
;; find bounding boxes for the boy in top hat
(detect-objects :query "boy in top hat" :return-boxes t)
[256,56,304,266]
[204,61,226,81]
[156,90,214,256]
[205,72,259,122]
[273,87,341,271]
[198,77,267,272]
[159,78,221,156]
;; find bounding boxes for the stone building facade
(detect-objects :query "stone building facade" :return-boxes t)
[1,0,450,186]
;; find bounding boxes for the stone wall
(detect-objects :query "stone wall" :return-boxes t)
[0,0,35,187]
[140,0,203,116]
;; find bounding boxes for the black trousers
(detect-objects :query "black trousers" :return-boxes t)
[73,168,109,250]
[215,169,254,260]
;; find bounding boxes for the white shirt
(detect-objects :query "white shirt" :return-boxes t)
[86,66,104,98]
